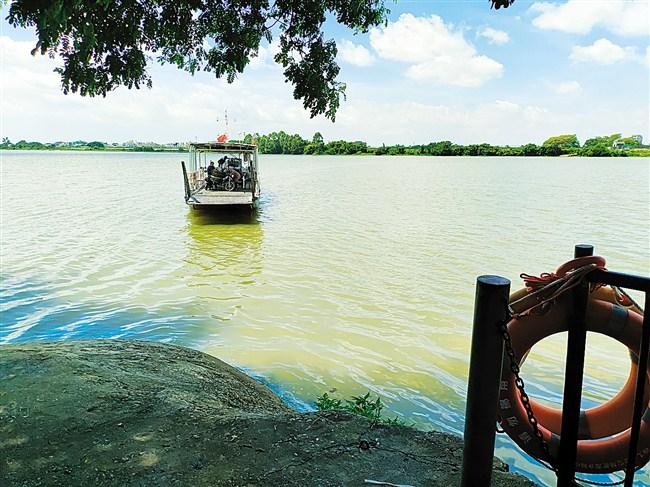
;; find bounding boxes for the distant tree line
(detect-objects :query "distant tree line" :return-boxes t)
[2,133,646,157]
[0,138,107,150]
[240,132,646,157]
[0,138,183,152]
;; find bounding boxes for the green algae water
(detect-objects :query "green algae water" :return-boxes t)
[1,150,649,485]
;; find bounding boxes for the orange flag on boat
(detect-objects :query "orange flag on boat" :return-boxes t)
[216,133,228,143]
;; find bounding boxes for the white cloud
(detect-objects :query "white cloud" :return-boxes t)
[530,0,649,37]
[570,38,638,64]
[550,80,582,94]
[337,39,375,67]
[331,92,649,146]
[334,98,549,144]
[335,97,573,145]
[248,41,281,70]
[478,27,510,45]
[369,14,503,87]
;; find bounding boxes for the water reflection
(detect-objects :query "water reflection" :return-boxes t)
[182,207,264,346]
[184,207,263,273]
[188,206,262,226]
[191,199,471,434]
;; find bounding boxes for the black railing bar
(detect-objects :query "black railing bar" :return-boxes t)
[557,245,593,486]
[624,290,650,486]
[586,269,650,293]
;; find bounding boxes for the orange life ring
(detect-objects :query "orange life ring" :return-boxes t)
[498,290,649,473]
[518,257,646,442]
[555,256,607,277]
[517,285,647,440]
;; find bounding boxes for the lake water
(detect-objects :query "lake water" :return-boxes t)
[1,151,649,485]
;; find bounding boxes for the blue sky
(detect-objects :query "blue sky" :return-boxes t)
[1,1,648,146]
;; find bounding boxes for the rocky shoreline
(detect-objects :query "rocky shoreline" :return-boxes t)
[0,340,536,486]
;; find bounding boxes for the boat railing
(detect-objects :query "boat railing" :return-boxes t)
[461,244,649,487]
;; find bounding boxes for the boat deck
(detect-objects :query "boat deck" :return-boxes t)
[189,190,254,206]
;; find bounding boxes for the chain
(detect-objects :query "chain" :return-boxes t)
[497,302,557,471]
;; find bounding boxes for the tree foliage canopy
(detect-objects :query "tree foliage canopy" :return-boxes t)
[8,0,388,120]
[235,131,638,157]
[542,134,580,149]
[616,136,641,148]
[584,134,621,147]
[7,1,516,120]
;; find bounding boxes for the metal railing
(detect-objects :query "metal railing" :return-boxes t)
[461,244,649,487]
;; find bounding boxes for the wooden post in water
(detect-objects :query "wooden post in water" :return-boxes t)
[462,275,510,487]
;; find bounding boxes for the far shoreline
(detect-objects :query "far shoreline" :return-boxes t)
[2,147,649,157]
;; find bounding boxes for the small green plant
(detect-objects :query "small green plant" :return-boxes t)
[316,391,407,426]
[316,392,344,411]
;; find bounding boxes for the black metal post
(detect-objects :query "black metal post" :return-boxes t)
[462,275,511,487]
[557,244,593,486]
[181,161,191,201]
[624,290,650,486]
[574,244,594,258]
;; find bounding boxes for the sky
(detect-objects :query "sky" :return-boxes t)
[1,1,649,146]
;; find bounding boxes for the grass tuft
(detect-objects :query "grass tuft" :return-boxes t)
[315,392,408,426]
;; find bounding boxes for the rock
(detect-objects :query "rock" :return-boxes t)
[0,340,537,486]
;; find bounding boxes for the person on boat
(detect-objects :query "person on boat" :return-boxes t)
[206,161,220,190]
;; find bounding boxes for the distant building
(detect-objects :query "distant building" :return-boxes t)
[612,135,643,149]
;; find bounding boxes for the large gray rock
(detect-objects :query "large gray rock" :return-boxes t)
[0,340,536,486]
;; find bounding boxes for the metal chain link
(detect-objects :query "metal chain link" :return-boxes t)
[497,306,556,470]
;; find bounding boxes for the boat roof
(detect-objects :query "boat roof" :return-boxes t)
[189,142,257,152]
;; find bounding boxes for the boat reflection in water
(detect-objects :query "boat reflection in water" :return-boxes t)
[182,207,264,347]
[189,205,262,226]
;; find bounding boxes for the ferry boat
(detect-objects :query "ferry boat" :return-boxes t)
[181,142,260,208]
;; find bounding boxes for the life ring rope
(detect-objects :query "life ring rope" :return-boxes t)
[510,262,604,318]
